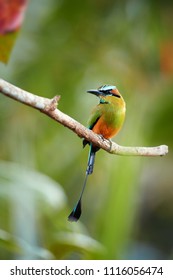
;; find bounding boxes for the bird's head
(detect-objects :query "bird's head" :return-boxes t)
[87,85,124,105]
[87,84,121,98]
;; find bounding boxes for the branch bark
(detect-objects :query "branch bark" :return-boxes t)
[0,78,168,157]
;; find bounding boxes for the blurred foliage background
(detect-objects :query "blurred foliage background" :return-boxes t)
[0,0,173,260]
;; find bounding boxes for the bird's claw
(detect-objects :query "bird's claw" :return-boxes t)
[107,139,113,152]
[98,135,112,152]
[98,134,105,141]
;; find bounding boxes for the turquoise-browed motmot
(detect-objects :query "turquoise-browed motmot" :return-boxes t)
[68,85,126,222]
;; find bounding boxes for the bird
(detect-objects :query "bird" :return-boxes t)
[68,85,126,222]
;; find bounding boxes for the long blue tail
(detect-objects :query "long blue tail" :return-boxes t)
[68,145,96,222]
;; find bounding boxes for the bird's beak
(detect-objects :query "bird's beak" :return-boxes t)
[87,89,103,96]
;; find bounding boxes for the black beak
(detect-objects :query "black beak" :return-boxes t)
[87,89,103,96]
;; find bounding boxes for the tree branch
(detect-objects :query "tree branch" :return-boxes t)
[0,78,168,157]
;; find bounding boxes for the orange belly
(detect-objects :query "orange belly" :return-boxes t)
[92,118,120,139]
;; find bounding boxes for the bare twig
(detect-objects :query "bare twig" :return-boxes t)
[0,78,168,157]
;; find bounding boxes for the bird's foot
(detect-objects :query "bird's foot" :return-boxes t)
[107,139,113,152]
[98,134,105,141]
[98,135,113,152]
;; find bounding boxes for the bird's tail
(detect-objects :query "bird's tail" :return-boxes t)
[68,145,97,222]
[86,144,97,175]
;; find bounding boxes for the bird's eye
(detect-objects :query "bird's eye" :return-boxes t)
[110,92,121,98]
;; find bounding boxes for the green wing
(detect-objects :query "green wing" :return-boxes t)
[83,105,102,148]
[87,105,102,130]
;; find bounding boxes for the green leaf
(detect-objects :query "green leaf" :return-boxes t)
[0,160,67,210]
[50,232,105,259]
[0,229,53,259]
[0,32,18,63]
